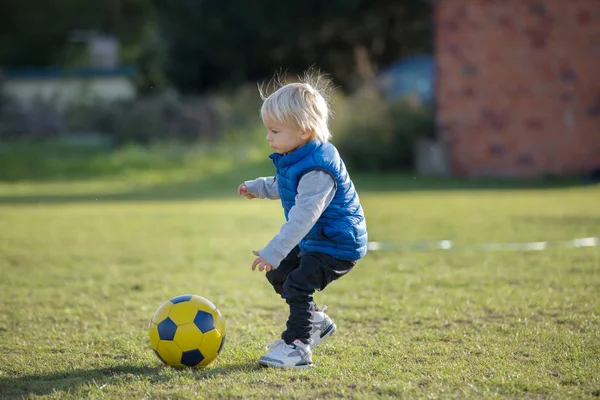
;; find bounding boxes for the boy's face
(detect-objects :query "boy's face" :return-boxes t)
[263,118,311,154]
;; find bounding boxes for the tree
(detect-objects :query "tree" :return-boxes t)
[0,0,154,67]
[153,0,432,92]
[0,0,432,93]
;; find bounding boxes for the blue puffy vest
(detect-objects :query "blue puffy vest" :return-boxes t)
[269,140,368,261]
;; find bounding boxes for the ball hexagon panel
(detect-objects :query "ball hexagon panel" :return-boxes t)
[193,310,215,333]
[157,317,177,341]
[169,301,198,325]
[218,335,226,355]
[181,349,205,367]
[189,295,217,313]
[213,309,226,336]
[199,329,223,358]
[148,322,160,349]
[156,341,183,367]
[170,294,192,304]
[198,353,218,367]
[151,301,174,324]
[173,322,204,352]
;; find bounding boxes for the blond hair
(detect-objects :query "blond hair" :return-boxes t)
[259,72,334,143]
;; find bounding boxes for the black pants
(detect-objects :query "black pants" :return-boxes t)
[265,246,356,344]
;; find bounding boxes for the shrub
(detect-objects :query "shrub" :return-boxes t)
[0,92,222,145]
[332,87,435,172]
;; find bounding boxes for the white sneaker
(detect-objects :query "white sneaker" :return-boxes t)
[310,305,336,348]
[258,339,312,368]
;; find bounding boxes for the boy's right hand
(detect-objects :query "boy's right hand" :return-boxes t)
[237,183,256,199]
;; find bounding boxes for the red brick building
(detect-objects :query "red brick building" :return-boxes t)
[435,0,600,177]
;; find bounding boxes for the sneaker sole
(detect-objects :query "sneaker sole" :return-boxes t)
[312,322,336,348]
[258,359,313,369]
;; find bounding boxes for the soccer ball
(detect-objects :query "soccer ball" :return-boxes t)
[148,294,226,368]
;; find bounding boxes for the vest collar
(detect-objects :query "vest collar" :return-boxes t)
[269,140,319,168]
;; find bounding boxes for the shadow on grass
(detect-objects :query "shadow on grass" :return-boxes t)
[0,174,591,206]
[0,362,261,399]
[0,159,594,206]
[0,159,274,205]
[1,138,597,205]
[352,173,588,193]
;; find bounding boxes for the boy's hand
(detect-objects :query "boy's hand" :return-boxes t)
[251,250,274,272]
[237,183,256,199]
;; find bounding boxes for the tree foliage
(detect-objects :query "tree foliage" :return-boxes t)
[153,0,432,92]
[0,0,154,67]
[0,0,432,92]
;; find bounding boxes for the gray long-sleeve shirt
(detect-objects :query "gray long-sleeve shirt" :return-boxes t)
[245,171,336,268]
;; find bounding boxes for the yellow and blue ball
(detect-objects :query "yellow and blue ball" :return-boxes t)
[149,294,225,368]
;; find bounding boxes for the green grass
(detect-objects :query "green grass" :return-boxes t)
[0,144,599,399]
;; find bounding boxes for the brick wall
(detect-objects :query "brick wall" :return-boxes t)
[435,0,600,177]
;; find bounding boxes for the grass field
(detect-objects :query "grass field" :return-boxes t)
[0,144,599,399]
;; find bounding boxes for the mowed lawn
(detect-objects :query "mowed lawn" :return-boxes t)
[0,170,599,399]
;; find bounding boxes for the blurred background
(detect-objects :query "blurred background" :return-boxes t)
[0,0,598,183]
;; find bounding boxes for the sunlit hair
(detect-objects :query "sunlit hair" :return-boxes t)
[258,71,334,143]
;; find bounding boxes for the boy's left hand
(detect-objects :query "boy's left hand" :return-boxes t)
[251,250,274,272]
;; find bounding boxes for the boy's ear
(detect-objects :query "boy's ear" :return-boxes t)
[301,130,312,140]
